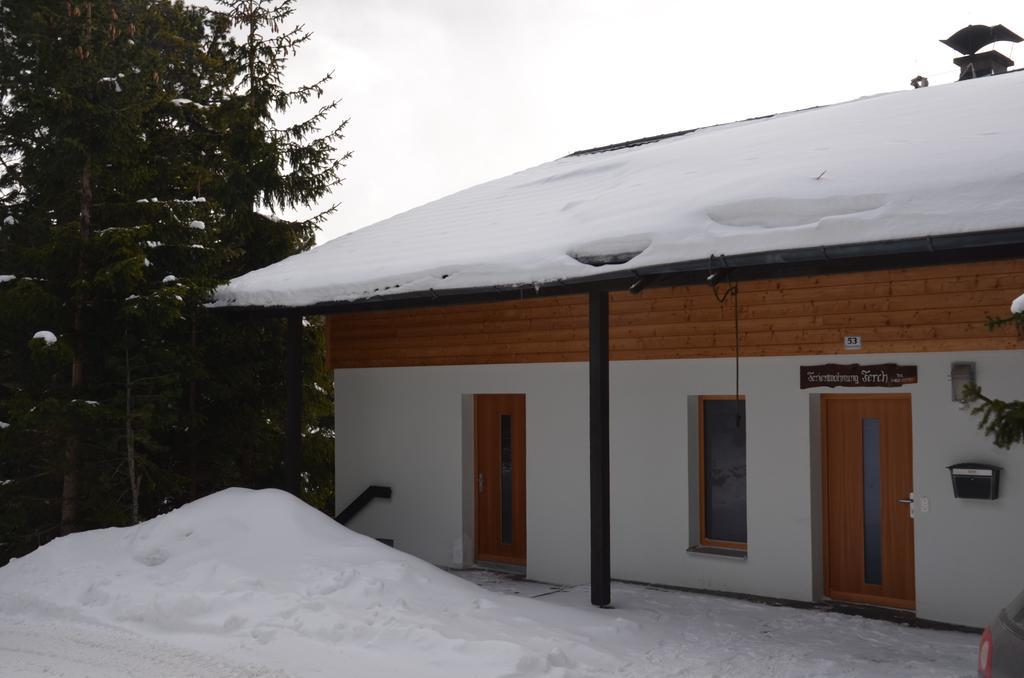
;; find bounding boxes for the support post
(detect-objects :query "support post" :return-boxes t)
[589,290,611,607]
[285,313,303,496]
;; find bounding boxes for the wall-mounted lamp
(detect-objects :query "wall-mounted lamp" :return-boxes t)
[950,362,976,402]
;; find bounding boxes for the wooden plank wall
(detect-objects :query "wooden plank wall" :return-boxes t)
[326,259,1024,369]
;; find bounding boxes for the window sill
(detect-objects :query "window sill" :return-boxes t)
[686,545,747,560]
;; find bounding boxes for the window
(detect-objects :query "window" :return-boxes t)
[699,396,747,550]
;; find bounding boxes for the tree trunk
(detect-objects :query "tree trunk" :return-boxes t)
[61,158,92,535]
[125,346,140,525]
[189,316,199,499]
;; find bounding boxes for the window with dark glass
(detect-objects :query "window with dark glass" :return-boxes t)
[499,414,513,545]
[861,417,882,585]
[699,397,747,549]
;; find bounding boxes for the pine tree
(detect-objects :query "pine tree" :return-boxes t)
[0,0,346,563]
[0,0,230,553]
[185,0,346,508]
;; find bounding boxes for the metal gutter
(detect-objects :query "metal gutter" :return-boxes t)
[216,226,1024,318]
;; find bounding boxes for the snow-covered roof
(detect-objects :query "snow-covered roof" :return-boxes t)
[215,72,1024,309]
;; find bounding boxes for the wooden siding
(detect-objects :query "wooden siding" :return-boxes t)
[326,259,1024,369]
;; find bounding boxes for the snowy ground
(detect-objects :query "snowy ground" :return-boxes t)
[454,570,977,677]
[0,489,977,677]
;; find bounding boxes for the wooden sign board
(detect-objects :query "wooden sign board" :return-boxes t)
[800,363,917,389]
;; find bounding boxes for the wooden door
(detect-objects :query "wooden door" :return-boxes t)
[474,394,526,565]
[823,395,915,609]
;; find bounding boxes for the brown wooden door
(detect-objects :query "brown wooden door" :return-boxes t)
[823,395,915,609]
[474,394,526,565]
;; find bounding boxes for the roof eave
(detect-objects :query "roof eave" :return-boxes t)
[215,226,1024,318]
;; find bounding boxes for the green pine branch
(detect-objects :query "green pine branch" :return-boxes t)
[963,306,1024,449]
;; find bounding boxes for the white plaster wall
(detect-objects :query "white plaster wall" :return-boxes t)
[608,358,817,602]
[908,352,1024,627]
[335,363,591,584]
[335,349,1024,627]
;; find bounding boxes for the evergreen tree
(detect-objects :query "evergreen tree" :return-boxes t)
[186,0,345,507]
[0,0,346,564]
[0,0,229,554]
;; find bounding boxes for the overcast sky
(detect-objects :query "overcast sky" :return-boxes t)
[273,1,1024,244]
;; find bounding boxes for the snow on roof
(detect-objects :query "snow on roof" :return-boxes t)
[215,72,1024,309]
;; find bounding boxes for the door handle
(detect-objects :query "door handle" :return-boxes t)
[478,473,485,493]
[897,492,916,519]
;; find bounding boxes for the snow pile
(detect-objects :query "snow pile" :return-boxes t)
[0,489,977,677]
[0,274,15,283]
[216,72,1024,309]
[1012,291,1023,315]
[31,331,57,345]
[0,489,620,678]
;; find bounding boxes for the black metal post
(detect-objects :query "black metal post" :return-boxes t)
[285,313,303,496]
[589,290,611,607]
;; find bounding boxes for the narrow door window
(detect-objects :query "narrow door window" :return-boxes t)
[862,417,882,585]
[500,413,513,545]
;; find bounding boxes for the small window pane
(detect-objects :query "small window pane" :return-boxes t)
[703,399,747,544]
[500,414,513,545]
[862,418,882,586]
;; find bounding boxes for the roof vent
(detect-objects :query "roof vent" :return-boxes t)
[941,24,1022,80]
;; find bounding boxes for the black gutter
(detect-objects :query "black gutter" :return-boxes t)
[215,227,1024,318]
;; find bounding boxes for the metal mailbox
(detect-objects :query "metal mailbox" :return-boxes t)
[948,463,1001,500]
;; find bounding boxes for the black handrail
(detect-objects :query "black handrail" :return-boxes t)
[336,485,392,525]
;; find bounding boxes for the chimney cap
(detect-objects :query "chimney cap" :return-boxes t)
[953,50,1015,69]
[941,24,1022,55]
